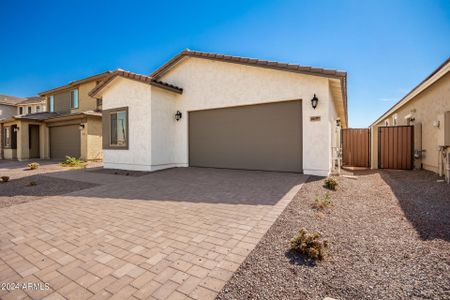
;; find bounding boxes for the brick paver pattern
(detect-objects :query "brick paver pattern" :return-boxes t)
[0,163,306,300]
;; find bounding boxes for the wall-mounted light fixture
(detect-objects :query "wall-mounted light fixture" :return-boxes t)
[175,111,182,121]
[79,123,85,130]
[13,127,20,132]
[311,94,319,109]
[336,119,341,127]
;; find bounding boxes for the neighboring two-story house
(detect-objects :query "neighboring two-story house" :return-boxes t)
[0,71,110,160]
[16,97,47,115]
[1,95,46,159]
[0,95,24,119]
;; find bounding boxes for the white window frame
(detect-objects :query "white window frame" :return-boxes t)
[71,89,79,109]
[49,95,55,112]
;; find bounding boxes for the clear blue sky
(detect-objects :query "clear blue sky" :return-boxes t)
[0,0,449,127]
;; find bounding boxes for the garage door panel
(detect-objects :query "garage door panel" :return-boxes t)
[50,125,81,159]
[189,100,302,172]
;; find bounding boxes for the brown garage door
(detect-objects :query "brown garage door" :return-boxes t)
[50,125,81,159]
[189,100,302,172]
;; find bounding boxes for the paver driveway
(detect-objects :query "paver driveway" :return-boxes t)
[0,164,306,300]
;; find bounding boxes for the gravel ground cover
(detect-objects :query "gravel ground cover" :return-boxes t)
[0,175,98,208]
[88,167,149,177]
[217,170,450,300]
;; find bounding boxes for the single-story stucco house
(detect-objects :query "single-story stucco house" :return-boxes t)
[89,50,347,176]
[370,57,450,177]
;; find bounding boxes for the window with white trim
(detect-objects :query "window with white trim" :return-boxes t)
[49,95,55,112]
[71,89,79,109]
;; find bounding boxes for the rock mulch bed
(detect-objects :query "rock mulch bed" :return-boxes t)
[0,175,98,208]
[217,170,450,300]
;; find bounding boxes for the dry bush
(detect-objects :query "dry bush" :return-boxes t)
[324,177,338,190]
[312,192,331,210]
[290,228,328,260]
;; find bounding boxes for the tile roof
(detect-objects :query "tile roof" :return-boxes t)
[17,96,46,105]
[89,69,183,97]
[0,95,44,106]
[0,94,25,106]
[151,49,347,79]
[14,112,59,121]
[39,71,113,96]
[149,49,348,125]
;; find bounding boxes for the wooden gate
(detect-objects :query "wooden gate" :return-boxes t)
[378,126,414,170]
[341,128,370,168]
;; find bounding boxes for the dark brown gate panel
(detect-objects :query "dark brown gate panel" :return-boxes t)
[378,126,413,170]
[341,128,370,168]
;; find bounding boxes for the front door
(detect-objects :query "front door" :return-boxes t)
[29,125,40,158]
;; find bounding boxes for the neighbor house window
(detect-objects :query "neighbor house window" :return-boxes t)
[110,110,127,146]
[3,127,11,147]
[28,106,32,114]
[392,114,398,126]
[96,98,102,110]
[36,106,40,112]
[19,107,23,115]
[49,95,55,112]
[71,89,79,109]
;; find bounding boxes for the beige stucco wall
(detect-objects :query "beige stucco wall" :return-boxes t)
[86,116,103,160]
[102,77,153,170]
[101,58,342,176]
[1,120,45,161]
[17,103,46,115]
[371,71,450,173]
[2,119,19,159]
[75,81,99,113]
[150,88,178,170]
[161,57,337,176]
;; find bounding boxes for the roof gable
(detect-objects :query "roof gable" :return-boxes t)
[89,69,183,98]
[151,49,348,127]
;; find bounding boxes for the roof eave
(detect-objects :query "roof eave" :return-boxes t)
[39,71,112,96]
[370,57,450,127]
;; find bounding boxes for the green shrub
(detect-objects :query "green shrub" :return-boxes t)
[1,176,10,182]
[60,156,86,168]
[312,192,331,210]
[290,228,328,261]
[324,177,338,190]
[27,162,40,170]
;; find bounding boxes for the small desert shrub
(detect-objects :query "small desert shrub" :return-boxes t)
[312,192,331,210]
[324,177,338,190]
[1,176,10,182]
[60,156,86,168]
[290,228,328,261]
[27,162,40,170]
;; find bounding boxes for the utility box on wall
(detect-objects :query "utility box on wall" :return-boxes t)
[437,111,450,146]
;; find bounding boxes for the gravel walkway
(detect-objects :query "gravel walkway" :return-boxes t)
[0,175,98,208]
[217,170,450,300]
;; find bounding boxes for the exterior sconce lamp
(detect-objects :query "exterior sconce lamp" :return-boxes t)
[311,94,319,109]
[79,123,85,130]
[175,111,182,121]
[336,119,341,127]
[13,127,20,132]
